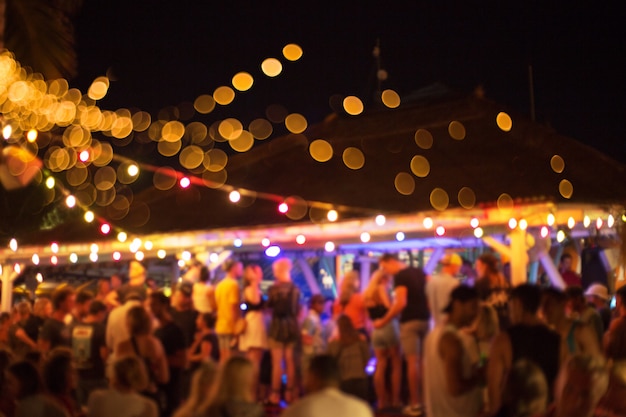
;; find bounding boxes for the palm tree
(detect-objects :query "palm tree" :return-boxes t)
[0,0,82,80]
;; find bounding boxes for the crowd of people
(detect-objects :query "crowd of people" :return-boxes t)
[0,251,625,417]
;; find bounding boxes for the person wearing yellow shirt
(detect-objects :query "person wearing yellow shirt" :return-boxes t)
[215,259,243,363]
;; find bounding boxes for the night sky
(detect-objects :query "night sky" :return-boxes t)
[72,1,626,163]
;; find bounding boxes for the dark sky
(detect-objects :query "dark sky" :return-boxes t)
[72,1,626,163]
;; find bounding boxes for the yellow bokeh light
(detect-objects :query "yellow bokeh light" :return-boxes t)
[249,118,273,140]
[342,147,365,170]
[213,86,235,105]
[131,111,151,132]
[458,187,476,209]
[87,76,109,100]
[179,145,205,169]
[430,188,449,211]
[496,112,513,132]
[194,95,216,114]
[285,113,307,134]
[232,72,254,92]
[203,149,228,172]
[158,139,182,157]
[414,129,433,149]
[26,129,37,142]
[309,139,333,162]
[381,89,401,108]
[153,167,178,190]
[229,130,254,152]
[448,121,466,140]
[343,96,364,115]
[559,179,574,199]
[410,155,430,177]
[550,155,565,173]
[394,172,415,195]
[497,193,514,212]
[218,118,243,140]
[162,121,185,142]
[282,44,303,61]
[94,166,117,191]
[202,169,227,189]
[261,58,283,77]
[284,195,307,220]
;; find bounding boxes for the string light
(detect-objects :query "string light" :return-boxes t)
[470,218,479,228]
[234,238,243,248]
[435,225,446,236]
[375,215,386,226]
[117,232,128,242]
[360,232,371,243]
[596,218,603,230]
[157,250,167,259]
[547,213,555,226]
[135,251,145,261]
[36,273,43,283]
[65,195,76,208]
[608,215,615,228]
[583,215,591,228]
[9,238,18,251]
[556,230,566,243]
[423,217,434,229]
[32,254,39,265]
[51,242,59,253]
[261,238,271,247]
[84,211,95,223]
[567,217,576,229]
[89,252,98,262]
[278,202,289,213]
[508,218,518,229]
[265,246,281,257]
[474,227,484,238]
[519,219,528,230]
[296,235,306,245]
[229,190,241,203]
[324,241,335,252]
[179,177,191,188]
[69,253,78,263]
[100,224,111,234]
[540,226,549,238]
[395,232,405,241]
[112,251,121,261]
[327,210,338,222]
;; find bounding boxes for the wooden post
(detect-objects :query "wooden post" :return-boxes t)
[510,228,528,286]
[1,264,20,312]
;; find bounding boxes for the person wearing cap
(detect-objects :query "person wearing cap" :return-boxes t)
[565,286,604,346]
[171,281,199,349]
[423,285,483,417]
[426,253,462,329]
[585,283,612,335]
[106,261,148,308]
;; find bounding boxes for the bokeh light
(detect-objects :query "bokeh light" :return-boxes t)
[496,112,513,132]
[448,121,466,140]
[342,147,365,170]
[430,188,449,211]
[309,139,333,162]
[261,58,283,77]
[285,113,307,134]
[414,129,433,149]
[559,179,573,199]
[232,72,254,92]
[381,89,401,108]
[282,44,303,61]
[213,86,235,105]
[550,155,565,173]
[410,155,430,177]
[343,96,364,115]
[394,172,415,195]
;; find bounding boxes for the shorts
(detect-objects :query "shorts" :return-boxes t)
[399,319,429,356]
[217,334,235,351]
[371,320,399,350]
[268,337,295,350]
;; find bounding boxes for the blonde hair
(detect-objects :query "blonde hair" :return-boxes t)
[272,258,292,282]
[198,356,255,413]
[33,298,51,317]
[338,270,359,306]
[473,304,499,341]
[113,355,149,392]
[173,360,218,417]
[363,270,387,305]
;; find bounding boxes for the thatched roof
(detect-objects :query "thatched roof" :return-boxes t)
[7,87,626,247]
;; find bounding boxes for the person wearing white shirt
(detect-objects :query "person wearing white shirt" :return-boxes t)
[282,354,373,417]
[426,253,462,329]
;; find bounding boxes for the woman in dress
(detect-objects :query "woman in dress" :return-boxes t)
[267,258,301,405]
[239,264,269,400]
[363,270,401,411]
